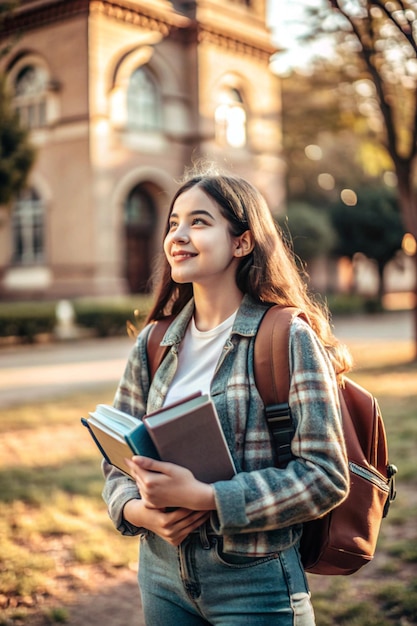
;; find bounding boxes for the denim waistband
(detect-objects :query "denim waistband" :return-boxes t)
[190,521,220,549]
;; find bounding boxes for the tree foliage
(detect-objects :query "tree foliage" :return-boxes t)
[279,202,337,262]
[0,1,18,61]
[290,0,417,349]
[280,57,398,288]
[281,63,351,206]
[0,75,36,205]
[281,54,393,210]
[306,0,417,237]
[330,187,404,295]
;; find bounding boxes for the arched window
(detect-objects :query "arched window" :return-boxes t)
[13,65,48,129]
[127,67,161,131]
[12,189,45,265]
[215,87,246,148]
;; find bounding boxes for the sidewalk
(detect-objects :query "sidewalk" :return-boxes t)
[0,335,134,408]
[0,310,413,409]
[332,309,414,341]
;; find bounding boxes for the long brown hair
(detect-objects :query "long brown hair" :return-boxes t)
[145,173,352,378]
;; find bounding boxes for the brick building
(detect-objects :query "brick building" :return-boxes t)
[0,0,282,298]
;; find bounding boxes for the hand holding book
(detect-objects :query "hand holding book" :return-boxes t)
[82,392,236,483]
[122,494,211,546]
[125,455,217,511]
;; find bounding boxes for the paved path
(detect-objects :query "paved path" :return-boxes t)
[332,309,414,341]
[0,310,414,409]
[0,335,134,408]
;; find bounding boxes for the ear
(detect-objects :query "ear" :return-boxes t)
[234,230,254,258]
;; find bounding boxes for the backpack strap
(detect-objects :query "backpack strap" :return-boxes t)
[147,306,306,469]
[147,317,174,380]
[254,306,307,468]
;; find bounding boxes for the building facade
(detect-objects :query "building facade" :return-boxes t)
[0,0,283,299]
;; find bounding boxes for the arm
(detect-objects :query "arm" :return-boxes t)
[102,325,212,542]
[123,457,213,545]
[210,318,349,535]
[125,456,216,511]
[123,499,210,547]
[101,327,150,536]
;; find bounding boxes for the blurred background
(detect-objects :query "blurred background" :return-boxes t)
[0,2,416,625]
[0,0,416,343]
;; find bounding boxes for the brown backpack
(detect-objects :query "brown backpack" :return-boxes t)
[147,306,397,576]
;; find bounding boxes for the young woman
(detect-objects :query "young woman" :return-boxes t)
[102,172,352,625]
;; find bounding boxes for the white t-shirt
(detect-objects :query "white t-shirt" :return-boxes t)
[163,310,237,406]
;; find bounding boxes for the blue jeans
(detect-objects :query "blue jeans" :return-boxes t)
[138,528,315,626]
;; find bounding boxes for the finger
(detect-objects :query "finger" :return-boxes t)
[156,508,211,543]
[166,508,207,523]
[131,455,171,474]
[160,520,204,546]
[173,511,210,533]
[124,458,143,480]
[168,513,210,545]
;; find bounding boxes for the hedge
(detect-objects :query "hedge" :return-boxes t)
[0,296,152,343]
[72,297,151,337]
[0,293,385,343]
[0,302,57,341]
[325,294,384,316]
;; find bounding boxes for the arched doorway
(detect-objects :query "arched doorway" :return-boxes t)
[124,185,156,293]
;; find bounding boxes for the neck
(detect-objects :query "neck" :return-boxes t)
[193,284,243,331]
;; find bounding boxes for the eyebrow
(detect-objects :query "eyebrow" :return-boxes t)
[169,209,215,220]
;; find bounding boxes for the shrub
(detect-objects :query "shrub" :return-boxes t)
[0,295,153,342]
[326,293,384,316]
[0,302,56,341]
[72,296,151,337]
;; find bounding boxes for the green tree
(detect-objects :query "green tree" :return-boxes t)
[319,0,417,236]
[0,1,18,60]
[0,75,36,206]
[330,187,404,299]
[282,63,349,204]
[281,56,393,209]
[279,201,337,263]
[280,57,397,298]
[303,0,417,350]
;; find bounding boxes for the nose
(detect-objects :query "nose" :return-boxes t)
[171,223,190,243]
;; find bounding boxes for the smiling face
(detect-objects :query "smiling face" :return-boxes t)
[163,185,247,291]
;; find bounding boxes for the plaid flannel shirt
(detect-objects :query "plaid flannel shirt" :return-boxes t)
[102,295,349,556]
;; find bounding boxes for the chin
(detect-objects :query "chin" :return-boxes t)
[171,274,192,285]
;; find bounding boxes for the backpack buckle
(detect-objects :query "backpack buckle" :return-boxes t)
[383,463,398,517]
[265,403,295,468]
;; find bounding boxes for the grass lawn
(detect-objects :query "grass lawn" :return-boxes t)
[0,338,416,625]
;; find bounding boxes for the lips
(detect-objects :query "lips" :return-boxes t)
[172,250,197,260]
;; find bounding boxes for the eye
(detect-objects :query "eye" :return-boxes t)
[191,217,206,225]
[168,218,178,231]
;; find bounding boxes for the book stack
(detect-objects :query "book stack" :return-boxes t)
[82,392,236,483]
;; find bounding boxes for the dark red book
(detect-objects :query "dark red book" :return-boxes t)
[82,392,236,483]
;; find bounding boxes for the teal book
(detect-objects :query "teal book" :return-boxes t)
[82,392,236,483]
[81,404,159,479]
